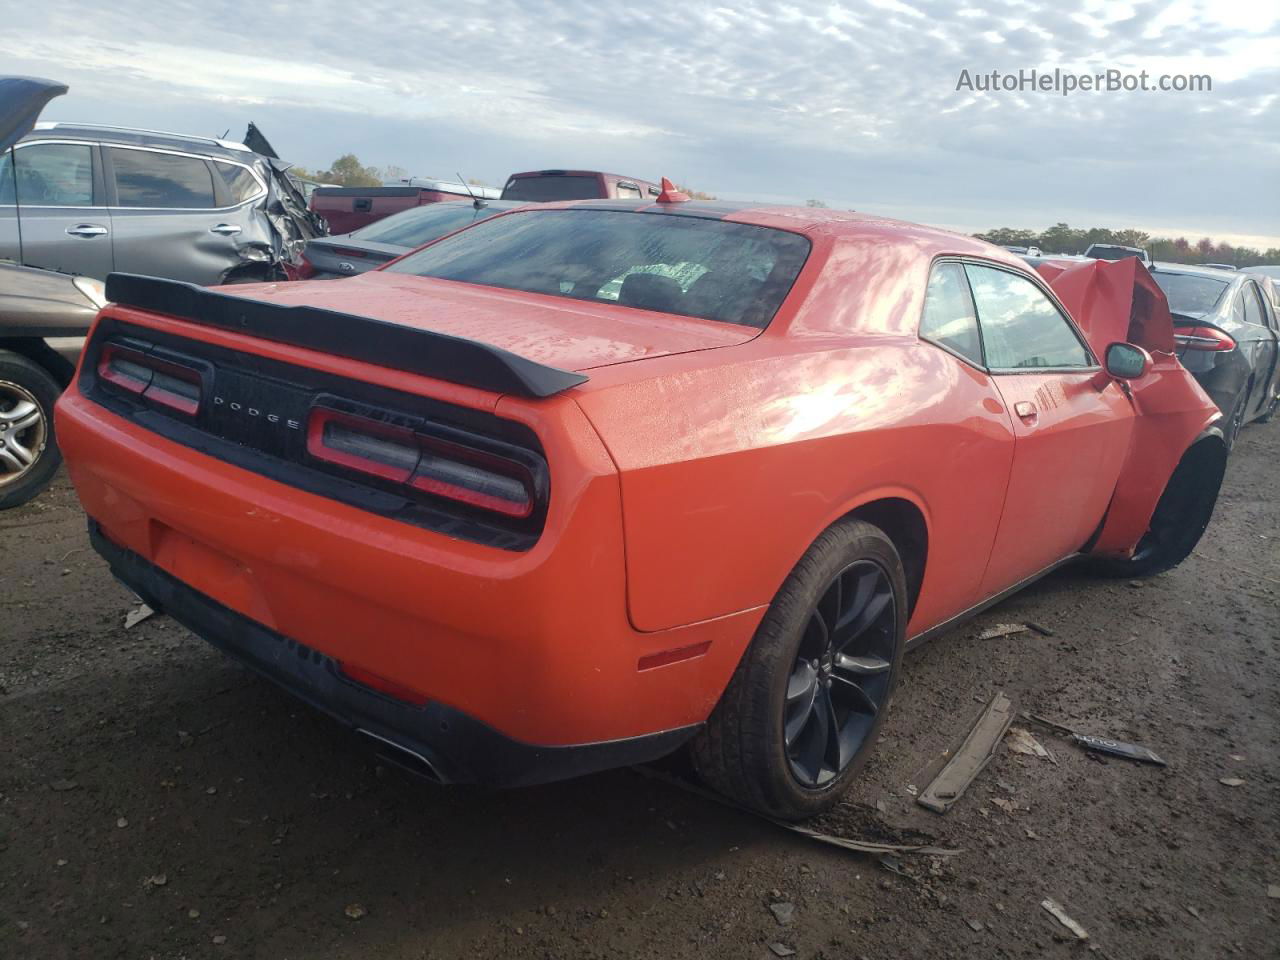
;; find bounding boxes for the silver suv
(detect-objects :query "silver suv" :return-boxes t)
[0,123,323,285]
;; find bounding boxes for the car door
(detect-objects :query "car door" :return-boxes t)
[1238,280,1278,418]
[965,262,1135,597]
[0,140,114,279]
[103,146,248,285]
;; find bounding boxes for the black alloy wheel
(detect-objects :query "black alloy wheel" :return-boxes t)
[784,560,896,787]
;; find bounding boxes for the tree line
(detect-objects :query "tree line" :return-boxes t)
[974,223,1280,267]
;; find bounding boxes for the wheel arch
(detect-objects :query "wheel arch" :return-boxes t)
[0,338,74,387]
[813,490,930,619]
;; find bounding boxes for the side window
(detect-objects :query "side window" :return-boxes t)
[0,143,94,206]
[110,148,216,208]
[1241,284,1265,327]
[1230,292,1247,324]
[965,264,1092,370]
[615,182,642,199]
[213,161,262,205]
[919,262,982,365]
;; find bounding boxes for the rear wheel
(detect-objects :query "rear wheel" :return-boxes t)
[0,351,63,509]
[1090,438,1226,579]
[691,519,906,820]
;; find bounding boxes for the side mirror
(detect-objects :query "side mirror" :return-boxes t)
[1105,342,1151,380]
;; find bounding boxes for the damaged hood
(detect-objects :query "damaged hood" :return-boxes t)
[0,76,67,153]
[231,270,757,372]
[1033,257,1176,355]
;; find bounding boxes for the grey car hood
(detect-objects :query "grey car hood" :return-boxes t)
[0,76,67,153]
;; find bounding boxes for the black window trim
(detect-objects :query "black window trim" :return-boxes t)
[101,144,266,212]
[922,255,1100,376]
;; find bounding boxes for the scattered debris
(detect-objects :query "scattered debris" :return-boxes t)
[769,902,795,925]
[1185,905,1205,923]
[768,943,796,958]
[1219,777,1245,787]
[344,903,367,921]
[116,817,128,829]
[1041,897,1089,940]
[1023,713,1165,765]
[877,855,918,883]
[1024,621,1055,637]
[1006,727,1054,762]
[976,623,1029,640]
[965,918,984,932]
[630,765,961,857]
[990,797,1016,815]
[1267,884,1280,900]
[188,908,200,919]
[918,691,1015,814]
[48,779,78,792]
[212,934,227,945]
[124,603,156,630]
[143,874,168,888]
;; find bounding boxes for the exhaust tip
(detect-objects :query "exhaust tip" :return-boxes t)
[355,728,444,783]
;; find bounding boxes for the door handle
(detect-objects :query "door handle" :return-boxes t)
[65,224,108,238]
[209,223,242,236]
[1014,400,1037,420]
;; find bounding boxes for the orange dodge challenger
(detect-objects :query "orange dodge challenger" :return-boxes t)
[56,185,1226,818]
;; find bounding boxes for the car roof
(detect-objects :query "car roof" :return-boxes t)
[507,198,1022,263]
[26,121,257,162]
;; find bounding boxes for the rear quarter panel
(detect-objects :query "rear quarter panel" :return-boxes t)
[575,338,1015,635]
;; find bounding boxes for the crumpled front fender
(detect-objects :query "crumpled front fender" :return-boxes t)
[1034,257,1222,557]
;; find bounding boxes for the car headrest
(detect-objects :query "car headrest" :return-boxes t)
[618,273,683,313]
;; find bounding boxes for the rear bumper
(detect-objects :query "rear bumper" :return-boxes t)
[92,521,697,786]
[57,381,761,757]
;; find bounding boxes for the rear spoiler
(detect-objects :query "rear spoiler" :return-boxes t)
[103,273,589,399]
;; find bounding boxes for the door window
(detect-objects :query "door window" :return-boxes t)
[1241,283,1266,327]
[965,264,1092,370]
[0,143,94,205]
[110,148,216,208]
[919,262,983,365]
[213,161,263,205]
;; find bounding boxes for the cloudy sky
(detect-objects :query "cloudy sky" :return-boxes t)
[6,0,1278,246]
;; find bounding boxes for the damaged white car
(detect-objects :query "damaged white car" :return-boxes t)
[0,121,323,285]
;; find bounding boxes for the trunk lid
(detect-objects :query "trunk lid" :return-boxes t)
[303,238,404,277]
[236,271,758,373]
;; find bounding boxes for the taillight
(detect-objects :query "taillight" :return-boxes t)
[97,343,203,415]
[306,406,538,519]
[1174,326,1236,351]
[289,255,317,281]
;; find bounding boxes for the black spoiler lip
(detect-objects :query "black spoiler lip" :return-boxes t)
[103,273,589,400]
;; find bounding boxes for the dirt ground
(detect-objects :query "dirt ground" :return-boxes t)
[1,424,1277,960]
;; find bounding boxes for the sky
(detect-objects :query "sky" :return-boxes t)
[6,0,1279,247]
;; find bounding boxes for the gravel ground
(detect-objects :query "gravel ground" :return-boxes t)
[1,423,1277,959]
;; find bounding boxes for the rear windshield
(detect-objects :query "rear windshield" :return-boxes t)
[352,202,496,247]
[1089,246,1142,262]
[1153,272,1230,317]
[385,209,811,328]
[501,175,602,202]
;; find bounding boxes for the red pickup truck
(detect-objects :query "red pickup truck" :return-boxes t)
[310,178,501,234]
[312,171,660,233]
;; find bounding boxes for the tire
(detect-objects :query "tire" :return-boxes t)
[0,350,63,509]
[1090,438,1226,579]
[691,519,907,820]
